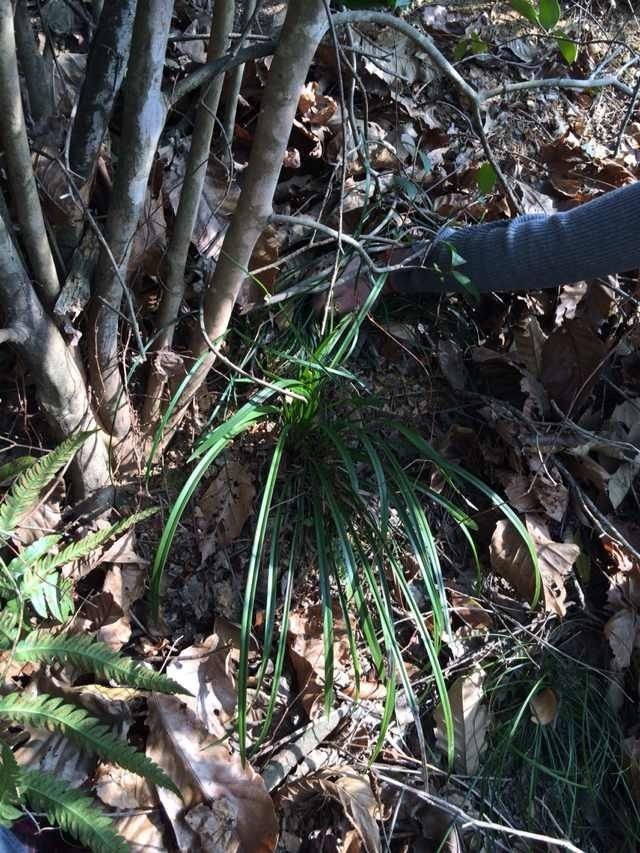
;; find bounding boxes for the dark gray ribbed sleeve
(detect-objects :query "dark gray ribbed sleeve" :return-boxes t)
[394,181,640,294]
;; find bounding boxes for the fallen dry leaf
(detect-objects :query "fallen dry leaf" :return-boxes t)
[115,812,167,853]
[98,563,146,650]
[146,639,277,853]
[490,515,580,616]
[448,589,492,632]
[288,601,360,717]
[540,317,607,414]
[165,142,240,260]
[95,763,154,810]
[281,767,381,853]
[504,469,569,523]
[196,461,256,565]
[129,190,166,278]
[604,608,639,670]
[530,687,559,726]
[434,667,488,775]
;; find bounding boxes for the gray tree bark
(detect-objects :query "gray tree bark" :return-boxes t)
[186,0,327,391]
[13,0,52,124]
[69,0,138,183]
[0,213,110,500]
[0,0,60,308]
[89,0,173,437]
[143,0,234,425]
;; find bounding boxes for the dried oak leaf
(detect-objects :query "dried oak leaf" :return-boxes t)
[540,317,606,413]
[489,515,579,616]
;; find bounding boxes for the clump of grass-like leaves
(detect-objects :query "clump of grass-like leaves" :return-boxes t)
[480,620,640,851]
[151,279,538,766]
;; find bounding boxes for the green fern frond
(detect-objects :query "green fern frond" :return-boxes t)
[13,631,187,695]
[0,456,37,486]
[0,741,22,826]
[32,509,157,577]
[0,433,92,540]
[21,769,129,853]
[0,609,19,651]
[0,693,179,795]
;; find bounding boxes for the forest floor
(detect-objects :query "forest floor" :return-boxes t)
[4,1,640,851]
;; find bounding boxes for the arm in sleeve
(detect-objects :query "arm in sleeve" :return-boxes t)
[390,180,640,295]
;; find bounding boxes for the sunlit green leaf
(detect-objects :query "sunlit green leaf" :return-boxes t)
[509,0,539,25]
[539,0,560,30]
[476,161,497,195]
[557,35,578,64]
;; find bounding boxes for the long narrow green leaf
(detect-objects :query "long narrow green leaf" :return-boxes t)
[253,513,300,751]
[238,429,288,763]
[311,482,334,716]
[383,537,454,769]
[396,423,541,606]
[145,351,209,480]
[359,432,389,537]
[317,481,383,675]
[382,448,449,640]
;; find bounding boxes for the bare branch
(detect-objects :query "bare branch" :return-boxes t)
[481,74,634,101]
[168,40,276,106]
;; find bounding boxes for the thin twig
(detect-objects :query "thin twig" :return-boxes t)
[553,458,640,562]
[481,74,634,101]
[375,772,586,853]
[197,304,306,402]
[613,70,640,156]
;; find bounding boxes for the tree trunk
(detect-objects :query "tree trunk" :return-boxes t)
[0,0,60,308]
[221,0,257,142]
[0,214,110,500]
[69,0,138,183]
[13,0,52,124]
[143,0,234,425]
[185,0,327,399]
[89,0,173,437]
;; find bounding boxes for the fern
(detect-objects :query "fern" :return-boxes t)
[14,631,188,695]
[0,693,179,795]
[0,609,19,651]
[30,509,157,577]
[21,769,129,853]
[0,433,92,540]
[0,456,37,486]
[0,743,21,826]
